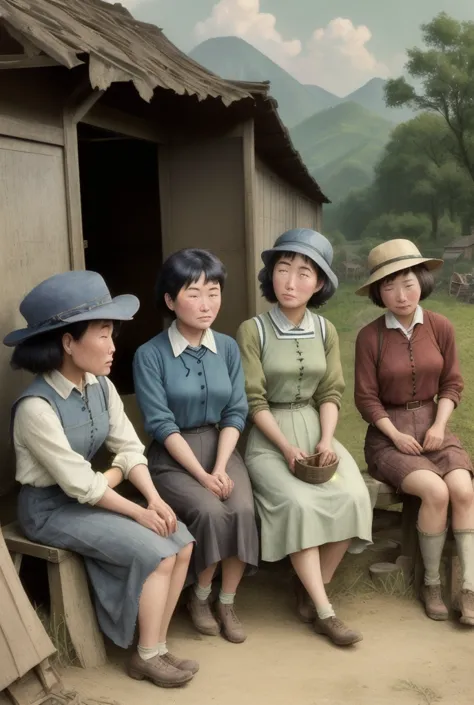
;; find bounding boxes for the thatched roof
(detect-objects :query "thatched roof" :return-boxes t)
[0,0,250,104]
[444,234,474,250]
[0,0,328,203]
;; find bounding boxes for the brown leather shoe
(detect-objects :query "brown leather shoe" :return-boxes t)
[161,651,199,675]
[127,653,193,687]
[188,592,220,636]
[459,589,474,626]
[293,575,316,623]
[313,616,363,646]
[216,602,247,643]
[421,585,448,621]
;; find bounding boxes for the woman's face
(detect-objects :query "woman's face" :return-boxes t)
[380,270,422,317]
[166,273,222,330]
[63,321,116,376]
[272,254,322,309]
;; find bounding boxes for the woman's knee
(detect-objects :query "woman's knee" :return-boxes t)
[157,554,177,574]
[447,475,474,508]
[420,481,449,509]
[402,471,449,508]
[177,542,193,563]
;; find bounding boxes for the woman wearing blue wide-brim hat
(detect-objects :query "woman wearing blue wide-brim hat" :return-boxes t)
[4,270,198,688]
[236,229,373,647]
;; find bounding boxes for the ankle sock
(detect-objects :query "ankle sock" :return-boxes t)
[417,526,447,586]
[219,590,236,605]
[194,582,212,601]
[454,529,474,592]
[137,641,167,661]
[316,603,335,620]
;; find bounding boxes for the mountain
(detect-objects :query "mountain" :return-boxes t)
[344,78,414,123]
[189,37,339,128]
[291,102,394,203]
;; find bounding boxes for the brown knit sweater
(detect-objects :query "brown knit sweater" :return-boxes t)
[354,310,464,425]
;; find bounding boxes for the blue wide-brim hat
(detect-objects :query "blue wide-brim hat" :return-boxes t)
[261,228,338,293]
[3,270,140,347]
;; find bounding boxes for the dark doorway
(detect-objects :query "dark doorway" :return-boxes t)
[78,125,162,394]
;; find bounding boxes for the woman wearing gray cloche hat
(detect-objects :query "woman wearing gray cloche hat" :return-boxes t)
[4,270,198,688]
[236,229,372,647]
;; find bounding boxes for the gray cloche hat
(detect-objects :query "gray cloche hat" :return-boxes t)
[4,270,139,347]
[261,228,338,292]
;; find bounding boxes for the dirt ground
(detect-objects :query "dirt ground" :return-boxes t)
[62,565,472,705]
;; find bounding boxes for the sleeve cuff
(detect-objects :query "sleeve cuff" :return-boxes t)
[249,402,270,420]
[315,397,342,410]
[438,393,461,408]
[112,452,148,479]
[220,418,245,433]
[83,472,109,506]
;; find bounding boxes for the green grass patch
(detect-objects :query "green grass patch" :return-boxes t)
[321,284,474,467]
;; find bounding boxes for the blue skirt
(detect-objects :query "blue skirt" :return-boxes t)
[18,485,194,649]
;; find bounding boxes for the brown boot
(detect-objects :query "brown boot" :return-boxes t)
[128,653,193,688]
[459,589,474,626]
[216,602,247,643]
[293,575,316,623]
[313,616,363,646]
[161,652,200,675]
[187,591,220,636]
[421,585,448,621]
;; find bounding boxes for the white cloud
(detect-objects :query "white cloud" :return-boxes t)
[194,0,402,95]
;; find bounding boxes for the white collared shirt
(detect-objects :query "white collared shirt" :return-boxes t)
[385,305,424,340]
[167,319,217,357]
[268,305,316,340]
[14,371,147,505]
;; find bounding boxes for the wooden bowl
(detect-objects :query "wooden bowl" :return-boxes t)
[294,452,339,484]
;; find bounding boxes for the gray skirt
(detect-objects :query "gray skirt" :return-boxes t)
[148,426,259,586]
[17,485,194,649]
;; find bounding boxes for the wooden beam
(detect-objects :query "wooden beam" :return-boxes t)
[242,120,259,317]
[0,55,59,70]
[84,104,168,144]
[0,115,64,146]
[63,83,104,271]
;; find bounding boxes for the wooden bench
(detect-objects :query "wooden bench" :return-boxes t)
[2,522,106,669]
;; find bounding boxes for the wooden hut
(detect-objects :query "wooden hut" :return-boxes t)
[0,0,328,501]
[443,234,474,263]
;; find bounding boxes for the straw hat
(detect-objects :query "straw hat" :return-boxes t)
[355,239,444,296]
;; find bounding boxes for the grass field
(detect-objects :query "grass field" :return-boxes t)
[322,284,474,467]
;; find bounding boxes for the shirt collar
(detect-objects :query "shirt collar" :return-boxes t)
[385,305,424,334]
[167,320,217,358]
[44,370,99,400]
[269,305,315,335]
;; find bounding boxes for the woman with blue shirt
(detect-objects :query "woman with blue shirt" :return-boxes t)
[133,249,259,644]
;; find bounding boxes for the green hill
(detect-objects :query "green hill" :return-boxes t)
[189,37,339,127]
[291,102,394,202]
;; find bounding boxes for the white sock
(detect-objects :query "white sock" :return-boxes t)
[219,589,236,605]
[316,603,335,620]
[194,583,212,601]
[454,530,474,592]
[417,526,447,586]
[137,642,167,661]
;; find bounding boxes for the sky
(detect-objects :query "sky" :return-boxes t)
[106,0,474,95]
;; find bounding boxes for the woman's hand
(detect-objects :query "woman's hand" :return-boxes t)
[212,467,234,500]
[200,472,225,499]
[315,441,337,467]
[423,424,445,453]
[393,431,423,455]
[135,507,169,536]
[147,497,178,535]
[284,445,309,473]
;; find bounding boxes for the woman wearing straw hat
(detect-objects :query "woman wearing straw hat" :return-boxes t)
[236,229,372,647]
[4,271,198,688]
[355,239,474,625]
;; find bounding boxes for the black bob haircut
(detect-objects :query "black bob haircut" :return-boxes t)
[369,264,435,308]
[258,250,335,309]
[11,320,121,375]
[155,248,227,316]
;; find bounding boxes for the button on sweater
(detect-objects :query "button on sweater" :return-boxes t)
[133,329,248,444]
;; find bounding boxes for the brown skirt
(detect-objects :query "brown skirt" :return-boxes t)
[147,426,259,586]
[365,401,473,490]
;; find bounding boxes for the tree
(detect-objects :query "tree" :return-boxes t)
[372,114,471,239]
[361,213,432,244]
[385,13,474,184]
